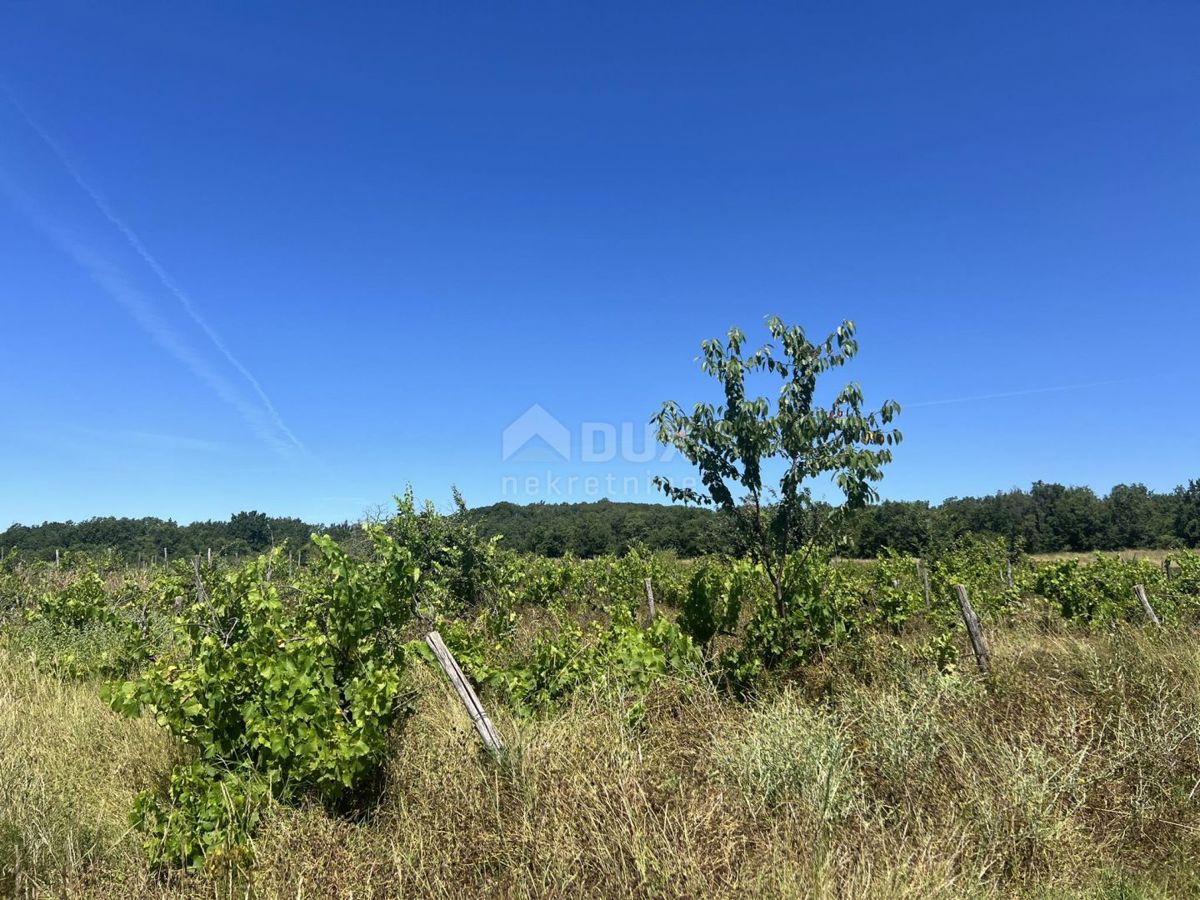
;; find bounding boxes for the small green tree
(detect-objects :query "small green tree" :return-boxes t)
[653,317,900,614]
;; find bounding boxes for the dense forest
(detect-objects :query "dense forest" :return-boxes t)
[854,479,1200,555]
[467,500,723,557]
[476,481,1200,556]
[0,512,358,563]
[3,479,1198,562]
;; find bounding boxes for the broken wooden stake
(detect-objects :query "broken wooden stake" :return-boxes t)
[954,584,990,676]
[1133,584,1162,628]
[425,630,504,755]
[644,577,656,623]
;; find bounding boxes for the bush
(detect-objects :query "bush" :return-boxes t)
[871,549,923,631]
[718,552,865,693]
[36,572,116,630]
[13,572,155,678]
[513,553,581,610]
[1034,555,1169,624]
[1167,550,1200,600]
[384,488,509,617]
[929,535,1020,615]
[678,559,759,651]
[105,528,421,870]
[444,605,700,715]
[578,543,693,613]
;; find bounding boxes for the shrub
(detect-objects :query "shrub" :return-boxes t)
[1034,555,1169,624]
[444,605,700,715]
[384,488,509,618]
[576,543,693,614]
[678,558,759,651]
[872,549,923,631]
[105,528,420,870]
[36,572,115,630]
[513,553,581,610]
[719,553,865,693]
[1167,550,1200,601]
[15,572,154,678]
[929,535,1020,615]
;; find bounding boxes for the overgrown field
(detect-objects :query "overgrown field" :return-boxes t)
[4,501,1200,898]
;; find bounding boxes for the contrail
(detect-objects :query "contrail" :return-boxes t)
[906,376,1140,409]
[1,85,305,453]
[0,173,295,455]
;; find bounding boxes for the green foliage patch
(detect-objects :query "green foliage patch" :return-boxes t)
[104,528,420,871]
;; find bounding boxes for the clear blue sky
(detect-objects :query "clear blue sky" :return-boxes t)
[1,2,1197,526]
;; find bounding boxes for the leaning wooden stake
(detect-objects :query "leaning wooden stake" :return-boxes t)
[1133,584,1162,628]
[954,584,990,676]
[425,630,504,755]
[644,577,657,623]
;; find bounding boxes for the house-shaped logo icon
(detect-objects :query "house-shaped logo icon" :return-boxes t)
[502,404,571,461]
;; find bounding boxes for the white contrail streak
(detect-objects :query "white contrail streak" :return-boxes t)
[0,175,295,455]
[2,86,305,453]
[906,377,1140,409]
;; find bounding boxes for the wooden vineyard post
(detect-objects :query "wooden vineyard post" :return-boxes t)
[190,555,207,618]
[1005,558,1014,590]
[918,559,931,610]
[644,577,657,623]
[954,584,990,676]
[425,630,504,755]
[1133,584,1162,628]
[207,547,212,566]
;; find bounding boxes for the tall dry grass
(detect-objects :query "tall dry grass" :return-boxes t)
[4,618,1200,898]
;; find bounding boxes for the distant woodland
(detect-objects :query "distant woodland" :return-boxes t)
[3,480,1198,562]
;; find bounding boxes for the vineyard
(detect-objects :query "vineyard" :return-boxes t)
[4,499,1200,897]
[4,321,1200,898]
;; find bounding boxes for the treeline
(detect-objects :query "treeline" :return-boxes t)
[0,501,722,564]
[467,500,725,558]
[473,482,1200,558]
[3,480,1198,562]
[0,511,356,563]
[852,480,1200,556]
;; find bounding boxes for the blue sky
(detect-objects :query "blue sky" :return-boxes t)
[1,2,1197,525]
